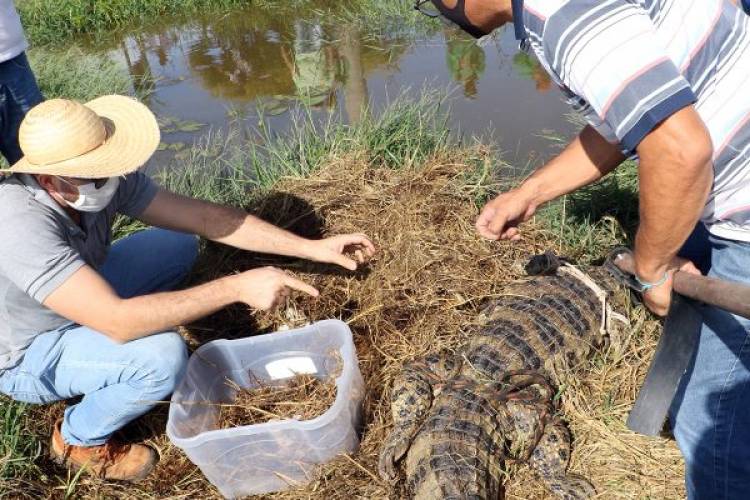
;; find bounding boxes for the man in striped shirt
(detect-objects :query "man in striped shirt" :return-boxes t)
[422,0,750,497]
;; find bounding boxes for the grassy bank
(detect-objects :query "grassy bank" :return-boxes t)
[18,0,433,46]
[113,91,455,238]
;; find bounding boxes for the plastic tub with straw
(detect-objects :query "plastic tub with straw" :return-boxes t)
[166,320,364,498]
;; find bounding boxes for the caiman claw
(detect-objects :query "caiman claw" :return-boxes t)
[377,432,410,483]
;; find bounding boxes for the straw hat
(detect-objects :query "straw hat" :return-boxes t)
[4,95,160,179]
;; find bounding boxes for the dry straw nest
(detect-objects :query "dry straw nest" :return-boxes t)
[217,374,338,429]
[10,151,684,498]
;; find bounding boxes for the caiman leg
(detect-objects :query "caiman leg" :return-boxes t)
[528,420,595,499]
[377,351,459,483]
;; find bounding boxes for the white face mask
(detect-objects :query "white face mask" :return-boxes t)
[58,176,120,213]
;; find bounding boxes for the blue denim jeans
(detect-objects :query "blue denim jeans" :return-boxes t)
[0,52,43,164]
[670,224,750,499]
[0,229,199,446]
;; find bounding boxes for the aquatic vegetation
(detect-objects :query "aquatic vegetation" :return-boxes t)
[18,0,434,46]
[28,47,134,101]
[28,45,155,105]
[159,90,452,197]
[19,0,252,45]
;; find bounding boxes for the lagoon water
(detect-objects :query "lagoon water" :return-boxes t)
[94,6,577,168]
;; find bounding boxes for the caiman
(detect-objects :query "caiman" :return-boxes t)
[378,253,628,499]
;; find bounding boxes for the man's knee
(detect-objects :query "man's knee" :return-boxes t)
[134,332,188,397]
[153,230,199,287]
[164,231,199,275]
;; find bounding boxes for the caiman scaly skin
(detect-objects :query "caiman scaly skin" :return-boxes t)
[378,262,623,500]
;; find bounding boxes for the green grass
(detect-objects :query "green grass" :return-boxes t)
[336,0,440,39]
[159,91,451,199]
[18,0,252,45]
[18,0,434,46]
[536,161,639,263]
[28,46,142,102]
[0,400,41,481]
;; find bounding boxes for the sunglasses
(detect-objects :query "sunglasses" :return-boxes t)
[58,176,110,189]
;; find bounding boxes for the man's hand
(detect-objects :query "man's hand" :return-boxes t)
[304,234,377,270]
[474,126,624,242]
[476,188,537,241]
[229,267,319,311]
[637,257,701,316]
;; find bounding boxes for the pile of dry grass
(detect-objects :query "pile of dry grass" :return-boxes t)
[217,375,337,428]
[10,150,684,498]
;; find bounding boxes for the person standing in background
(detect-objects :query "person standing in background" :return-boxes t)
[0,0,42,165]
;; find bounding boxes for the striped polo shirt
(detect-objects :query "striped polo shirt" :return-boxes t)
[519,0,750,241]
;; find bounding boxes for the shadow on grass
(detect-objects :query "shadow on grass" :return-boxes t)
[565,165,640,238]
[537,162,640,263]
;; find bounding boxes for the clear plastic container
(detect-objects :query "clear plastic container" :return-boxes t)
[166,320,364,498]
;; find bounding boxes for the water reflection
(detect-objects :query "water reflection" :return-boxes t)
[117,14,406,123]
[286,23,338,107]
[187,17,297,100]
[339,27,368,124]
[444,32,486,98]
[102,6,575,164]
[512,52,552,93]
[121,37,158,97]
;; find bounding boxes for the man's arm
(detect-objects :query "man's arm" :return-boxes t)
[137,190,375,269]
[139,190,316,256]
[477,106,711,315]
[43,264,318,343]
[633,106,713,315]
[476,125,625,240]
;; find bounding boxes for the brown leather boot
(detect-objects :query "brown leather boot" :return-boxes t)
[50,419,158,482]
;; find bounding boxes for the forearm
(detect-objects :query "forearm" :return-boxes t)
[205,204,314,259]
[110,276,239,342]
[518,125,625,206]
[634,145,712,281]
[142,192,315,260]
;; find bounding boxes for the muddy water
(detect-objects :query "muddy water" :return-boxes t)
[100,6,577,167]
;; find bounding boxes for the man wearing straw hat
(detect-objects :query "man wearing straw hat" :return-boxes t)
[0,95,376,481]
